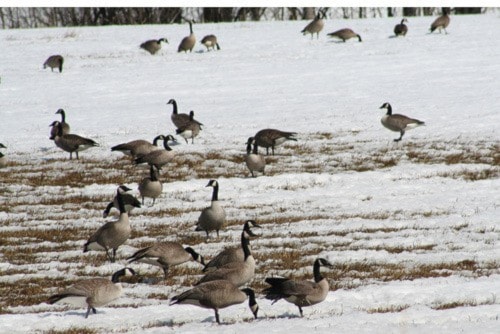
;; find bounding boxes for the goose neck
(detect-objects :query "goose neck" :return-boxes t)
[211,183,219,201]
[313,259,324,282]
[241,232,251,260]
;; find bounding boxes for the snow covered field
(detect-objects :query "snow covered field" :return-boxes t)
[0,12,499,333]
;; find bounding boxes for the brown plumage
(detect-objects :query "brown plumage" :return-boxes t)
[51,121,98,160]
[301,10,326,40]
[195,179,226,239]
[140,38,168,55]
[201,35,220,51]
[178,20,196,53]
[328,28,362,42]
[176,110,203,144]
[394,18,408,36]
[111,135,165,158]
[379,102,425,142]
[252,128,297,155]
[430,11,450,34]
[138,165,163,205]
[134,135,176,171]
[245,137,266,177]
[43,55,64,73]
[49,109,70,139]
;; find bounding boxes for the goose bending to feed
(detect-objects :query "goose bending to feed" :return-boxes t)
[430,10,450,34]
[245,137,265,177]
[252,128,297,155]
[140,38,168,55]
[51,121,98,160]
[394,18,408,36]
[170,280,258,324]
[264,257,333,317]
[47,267,135,318]
[0,143,7,168]
[127,242,204,279]
[83,186,132,263]
[138,165,162,206]
[134,135,176,171]
[111,134,164,158]
[43,55,64,73]
[203,220,261,273]
[49,108,70,139]
[176,110,203,144]
[301,9,326,39]
[178,19,196,53]
[379,102,425,142]
[328,28,362,42]
[195,179,226,239]
[201,34,220,51]
[102,189,141,218]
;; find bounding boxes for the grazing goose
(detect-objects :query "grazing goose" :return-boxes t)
[245,137,266,177]
[264,257,333,317]
[301,9,326,39]
[0,143,7,168]
[203,220,261,273]
[170,280,258,324]
[134,134,176,170]
[196,230,255,287]
[252,128,297,156]
[379,102,425,142]
[140,38,168,55]
[127,242,205,279]
[138,165,163,206]
[178,19,196,53]
[176,111,203,144]
[51,121,98,160]
[43,55,64,73]
[327,28,362,42]
[47,267,135,318]
[195,179,226,239]
[49,109,70,139]
[83,185,132,263]
[111,135,164,158]
[201,34,221,51]
[102,189,141,218]
[430,10,450,34]
[394,18,408,36]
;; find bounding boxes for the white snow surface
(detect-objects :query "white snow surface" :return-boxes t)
[1,13,499,333]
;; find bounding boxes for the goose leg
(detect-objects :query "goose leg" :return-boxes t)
[214,308,221,324]
[394,130,405,142]
[298,306,304,317]
[85,305,92,318]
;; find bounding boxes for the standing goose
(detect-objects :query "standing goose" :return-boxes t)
[167,98,190,128]
[111,135,164,158]
[43,55,64,73]
[49,108,70,139]
[140,38,168,55]
[83,185,132,263]
[301,9,326,39]
[203,220,261,273]
[253,128,297,156]
[264,257,333,317]
[47,267,135,318]
[379,102,425,142]
[196,230,256,287]
[201,34,221,51]
[195,179,226,239]
[175,110,203,144]
[138,165,163,206]
[51,121,98,160]
[170,280,259,325]
[178,19,196,53]
[430,10,450,34]
[327,28,362,42]
[102,189,141,218]
[245,137,266,177]
[127,242,205,279]
[394,18,408,36]
[134,134,176,171]
[0,143,7,168]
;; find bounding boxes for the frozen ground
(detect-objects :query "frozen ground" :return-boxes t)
[0,12,499,333]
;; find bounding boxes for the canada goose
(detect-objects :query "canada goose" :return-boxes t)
[201,34,221,51]
[47,267,135,318]
[83,185,132,263]
[203,220,261,273]
[430,10,450,34]
[167,98,191,128]
[379,102,425,142]
[176,111,203,144]
[49,109,70,139]
[140,38,168,55]
[138,165,162,205]
[111,135,164,158]
[170,280,258,324]
[178,19,196,53]
[301,9,326,39]
[195,179,226,239]
[252,128,297,156]
[51,121,98,160]
[394,18,408,36]
[102,191,141,218]
[127,242,205,279]
[245,137,266,177]
[0,143,7,168]
[134,134,176,170]
[264,257,333,317]
[43,55,64,73]
[196,230,255,287]
[328,28,362,42]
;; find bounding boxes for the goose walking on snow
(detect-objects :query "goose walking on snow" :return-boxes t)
[394,18,408,36]
[176,110,203,144]
[134,135,176,171]
[140,38,168,55]
[379,102,425,142]
[252,128,297,155]
[138,165,163,206]
[43,55,64,73]
[301,9,326,39]
[195,179,226,239]
[327,28,362,42]
[201,35,221,51]
[245,137,266,177]
[430,10,450,34]
[178,19,196,53]
[111,135,164,159]
[49,108,70,139]
[50,121,98,160]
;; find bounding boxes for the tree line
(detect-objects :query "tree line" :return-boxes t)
[0,7,486,29]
